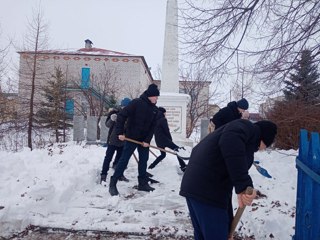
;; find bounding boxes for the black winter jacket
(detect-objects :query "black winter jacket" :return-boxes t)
[179,119,261,209]
[106,117,124,147]
[212,101,242,129]
[115,93,158,143]
[154,112,179,149]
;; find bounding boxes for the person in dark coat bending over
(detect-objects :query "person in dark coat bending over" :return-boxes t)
[109,84,160,196]
[180,119,277,240]
[211,98,250,130]
[148,107,187,172]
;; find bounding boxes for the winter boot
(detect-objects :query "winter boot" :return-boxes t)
[138,177,155,192]
[109,176,119,196]
[100,174,107,184]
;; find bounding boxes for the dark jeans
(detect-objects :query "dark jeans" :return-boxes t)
[112,141,149,180]
[186,197,229,240]
[101,145,123,176]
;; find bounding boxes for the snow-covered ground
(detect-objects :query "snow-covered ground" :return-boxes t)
[0,142,297,239]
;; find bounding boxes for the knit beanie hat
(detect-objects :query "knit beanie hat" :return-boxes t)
[254,120,278,147]
[145,83,160,97]
[120,97,131,107]
[158,107,166,113]
[236,98,249,110]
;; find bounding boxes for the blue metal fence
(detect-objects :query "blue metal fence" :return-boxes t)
[294,129,320,240]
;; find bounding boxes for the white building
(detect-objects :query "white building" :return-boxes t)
[18,39,154,116]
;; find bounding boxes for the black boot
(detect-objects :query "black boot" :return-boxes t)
[109,176,119,196]
[138,177,155,192]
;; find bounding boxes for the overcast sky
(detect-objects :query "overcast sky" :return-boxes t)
[0,0,265,110]
[0,0,167,75]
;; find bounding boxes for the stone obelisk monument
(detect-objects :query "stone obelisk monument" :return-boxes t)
[157,0,193,147]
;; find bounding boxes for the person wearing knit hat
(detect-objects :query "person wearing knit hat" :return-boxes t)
[254,120,278,147]
[100,97,132,184]
[180,119,277,240]
[109,83,160,196]
[120,97,131,107]
[145,83,160,97]
[211,98,250,130]
[148,107,187,172]
[236,98,249,110]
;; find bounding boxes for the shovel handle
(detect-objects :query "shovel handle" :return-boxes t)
[229,187,254,237]
[123,137,177,155]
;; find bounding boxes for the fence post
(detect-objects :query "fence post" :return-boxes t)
[294,129,320,239]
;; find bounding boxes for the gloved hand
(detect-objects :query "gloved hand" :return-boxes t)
[110,113,117,121]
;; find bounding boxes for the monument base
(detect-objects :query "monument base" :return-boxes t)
[157,92,194,148]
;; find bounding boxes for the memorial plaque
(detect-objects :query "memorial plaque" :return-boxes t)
[165,106,182,133]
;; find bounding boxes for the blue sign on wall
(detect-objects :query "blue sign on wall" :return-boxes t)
[81,67,90,89]
[66,99,74,115]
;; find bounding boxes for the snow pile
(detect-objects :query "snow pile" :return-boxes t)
[0,142,297,239]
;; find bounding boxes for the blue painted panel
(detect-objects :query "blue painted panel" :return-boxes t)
[310,133,320,239]
[81,67,90,89]
[294,130,320,240]
[66,99,74,115]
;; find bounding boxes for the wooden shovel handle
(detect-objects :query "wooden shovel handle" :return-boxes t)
[229,187,254,237]
[123,137,177,155]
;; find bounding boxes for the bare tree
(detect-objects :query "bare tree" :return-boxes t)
[18,6,49,150]
[231,72,254,100]
[267,100,320,150]
[73,64,121,140]
[180,0,320,95]
[0,39,9,87]
[180,65,216,137]
[0,30,13,125]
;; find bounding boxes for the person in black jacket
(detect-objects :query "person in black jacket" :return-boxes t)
[100,98,131,184]
[180,119,277,240]
[148,107,187,172]
[109,83,160,196]
[211,98,250,130]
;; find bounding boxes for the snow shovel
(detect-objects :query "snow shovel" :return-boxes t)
[123,137,190,160]
[229,187,254,238]
[253,161,272,178]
